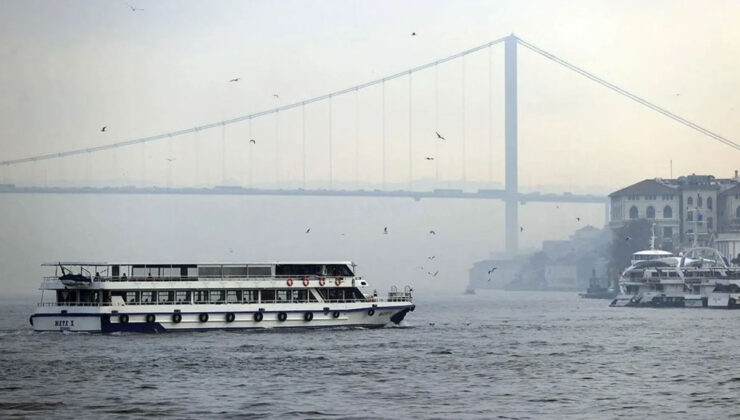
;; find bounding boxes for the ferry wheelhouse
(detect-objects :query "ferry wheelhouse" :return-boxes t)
[31,261,415,332]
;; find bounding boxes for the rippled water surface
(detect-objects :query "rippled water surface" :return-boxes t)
[2,291,740,419]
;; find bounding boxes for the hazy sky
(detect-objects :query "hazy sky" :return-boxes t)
[1,0,739,191]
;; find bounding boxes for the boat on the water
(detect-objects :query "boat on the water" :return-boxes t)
[30,261,415,332]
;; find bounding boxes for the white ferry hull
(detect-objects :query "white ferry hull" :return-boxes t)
[31,303,415,333]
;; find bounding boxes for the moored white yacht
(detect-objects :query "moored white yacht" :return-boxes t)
[31,261,415,332]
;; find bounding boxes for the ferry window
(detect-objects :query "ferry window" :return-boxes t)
[261,290,275,302]
[209,290,225,303]
[292,290,307,302]
[276,290,290,302]
[193,290,208,303]
[132,266,148,278]
[646,206,655,219]
[141,291,155,304]
[276,264,322,276]
[176,291,190,303]
[243,290,258,303]
[247,266,271,277]
[158,291,174,304]
[126,291,139,304]
[328,288,342,301]
[199,266,222,278]
[707,197,713,209]
[326,264,353,276]
[629,206,638,219]
[223,266,248,277]
[226,290,240,303]
[663,205,672,218]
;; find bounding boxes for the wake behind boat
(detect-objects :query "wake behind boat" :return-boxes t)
[31,261,415,332]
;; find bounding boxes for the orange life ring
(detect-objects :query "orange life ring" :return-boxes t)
[318,277,326,286]
[335,277,343,286]
[302,277,310,287]
[286,278,294,287]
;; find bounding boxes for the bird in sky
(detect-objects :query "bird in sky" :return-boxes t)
[435,131,446,140]
[249,139,256,144]
[487,267,497,275]
[411,32,417,36]
[305,228,310,234]
[383,227,388,234]
[520,226,524,232]
[229,77,240,82]
[126,4,143,11]
[429,322,436,326]
[428,256,436,260]
[101,126,107,132]
[165,157,176,162]
[425,157,435,161]
[429,230,436,235]
[273,94,279,99]
[576,217,581,222]
[428,271,439,277]
[415,266,424,270]
[625,236,632,241]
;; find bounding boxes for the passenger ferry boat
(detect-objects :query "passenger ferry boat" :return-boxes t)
[610,247,740,308]
[30,261,415,332]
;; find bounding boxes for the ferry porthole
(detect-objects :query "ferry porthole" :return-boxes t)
[253,312,263,322]
[335,277,342,286]
[145,313,156,323]
[367,309,375,316]
[198,313,209,323]
[277,312,287,322]
[302,277,310,287]
[318,277,326,286]
[286,278,294,287]
[303,312,313,322]
[119,314,129,324]
[172,313,182,323]
[225,312,235,323]
[332,311,340,318]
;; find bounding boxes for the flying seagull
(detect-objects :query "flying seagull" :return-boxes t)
[520,226,524,232]
[101,126,107,132]
[428,271,439,277]
[576,217,581,222]
[383,227,388,235]
[126,4,143,11]
[249,139,256,144]
[273,94,279,98]
[411,32,417,36]
[229,77,240,82]
[425,157,435,161]
[305,228,310,234]
[429,230,436,235]
[435,131,446,140]
[165,157,176,162]
[487,267,497,275]
[625,236,632,241]
[427,256,436,260]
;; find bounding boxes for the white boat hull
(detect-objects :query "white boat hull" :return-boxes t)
[31,302,415,333]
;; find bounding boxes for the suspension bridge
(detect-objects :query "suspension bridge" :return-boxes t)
[1,34,738,253]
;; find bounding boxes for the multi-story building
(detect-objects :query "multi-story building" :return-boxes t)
[609,172,740,258]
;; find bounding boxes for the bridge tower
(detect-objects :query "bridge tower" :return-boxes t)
[505,34,519,254]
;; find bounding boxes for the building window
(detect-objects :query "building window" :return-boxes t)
[708,217,713,229]
[737,206,740,218]
[687,211,693,221]
[707,197,713,209]
[629,206,638,219]
[663,227,673,239]
[663,205,673,218]
[697,195,703,208]
[687,197,693,206]
[646,206,655,219]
